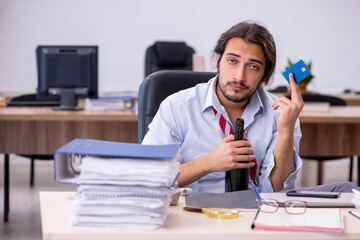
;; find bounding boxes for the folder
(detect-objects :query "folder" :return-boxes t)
[54,138,180,183]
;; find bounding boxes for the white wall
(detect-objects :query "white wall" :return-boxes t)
[0,0,359,93]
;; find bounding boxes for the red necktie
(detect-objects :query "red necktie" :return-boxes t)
[212,107,258,185]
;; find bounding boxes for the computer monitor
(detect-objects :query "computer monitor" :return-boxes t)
[36,45,98,110]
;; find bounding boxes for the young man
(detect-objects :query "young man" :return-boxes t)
[142,21,353,193]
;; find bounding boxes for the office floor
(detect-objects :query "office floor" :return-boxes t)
[0,154,357,240]
[0,154,76,240]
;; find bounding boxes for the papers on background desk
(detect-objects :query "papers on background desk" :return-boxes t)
[85,96,136,111]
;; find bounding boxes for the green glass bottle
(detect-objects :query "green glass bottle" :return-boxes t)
[225,118,249,192]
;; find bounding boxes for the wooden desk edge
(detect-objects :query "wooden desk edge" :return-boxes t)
[0,111,138,122]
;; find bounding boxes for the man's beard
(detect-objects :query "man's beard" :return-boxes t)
[218,74,260,103]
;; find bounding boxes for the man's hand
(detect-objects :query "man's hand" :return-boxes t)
[270,73,304,191]
[207,134,255,172]
[272,73,304,134]
[177,134,255,187]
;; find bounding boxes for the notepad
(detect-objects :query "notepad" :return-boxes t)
[252,208,344,233]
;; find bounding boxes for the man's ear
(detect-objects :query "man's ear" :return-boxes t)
[216,54,220,71]
[260,74,268,85]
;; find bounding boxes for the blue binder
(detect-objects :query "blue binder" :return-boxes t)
[54,138,180,183]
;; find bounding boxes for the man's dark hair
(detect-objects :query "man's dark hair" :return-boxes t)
[213,21,276,85]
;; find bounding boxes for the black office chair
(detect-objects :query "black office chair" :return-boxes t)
[144,41,196,77]
[138,70,217,143]
[286,93,356,185]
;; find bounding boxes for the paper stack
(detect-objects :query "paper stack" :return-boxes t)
[54,139,180,230]
[352,187,360,212]
[352,187,360,207]
[350,187,360,220]
[85,96,136,111]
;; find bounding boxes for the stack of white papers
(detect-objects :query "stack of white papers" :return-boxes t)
[59,140,180,231]
[349,187,360,220]
[352,187,360,210]
[77,156,179,187]
[85,96,136,111]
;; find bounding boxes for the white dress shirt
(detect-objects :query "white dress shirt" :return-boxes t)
[142,76,302,193]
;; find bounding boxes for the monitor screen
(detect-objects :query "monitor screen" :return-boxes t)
[36,45,98,110]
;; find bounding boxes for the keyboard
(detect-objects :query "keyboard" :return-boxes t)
[7,93,60,107]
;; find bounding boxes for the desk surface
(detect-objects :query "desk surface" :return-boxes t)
[1,105,360,122]
[335,93,360,106]
[299,106,360,123]
[0,106,138,121]
[273,92,360,106]
[40,191,360,240]
[0,107,138,154]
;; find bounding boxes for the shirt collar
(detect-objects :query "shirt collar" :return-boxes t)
[242,87,264,129]
[202,75,264,116]
[202,75,220,113]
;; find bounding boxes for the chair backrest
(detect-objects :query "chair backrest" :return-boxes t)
[138,70,217,143]
[286,94,346,106]
[144,41,195,77]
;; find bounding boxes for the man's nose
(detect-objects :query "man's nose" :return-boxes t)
[233,65,246,81]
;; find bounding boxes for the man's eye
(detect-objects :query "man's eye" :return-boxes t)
[249,65,259,70]
[227,59,236,64]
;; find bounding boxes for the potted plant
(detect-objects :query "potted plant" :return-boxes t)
[284,59,314,94]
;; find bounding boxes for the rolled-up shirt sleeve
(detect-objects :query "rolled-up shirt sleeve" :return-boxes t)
[143,100,180,144]
[142,99,186,162]
[259,119,303,193]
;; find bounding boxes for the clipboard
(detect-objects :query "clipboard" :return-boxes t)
[185,189,258,210]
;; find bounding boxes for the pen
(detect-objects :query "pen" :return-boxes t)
[183,206,203,213]
[251,188,261,230]
[349,211,360,220]
[253,188,261,200]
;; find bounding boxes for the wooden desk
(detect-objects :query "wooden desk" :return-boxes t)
[299,106,360,186]
[0,106,138,222]
[0,107,138,154]
[329,93,360,106]
[299,106,360,157]
[40,191,360,240]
